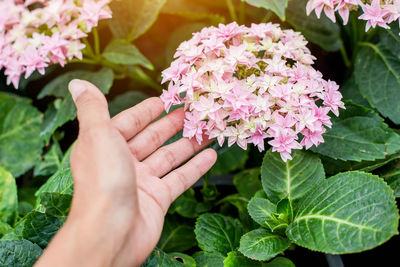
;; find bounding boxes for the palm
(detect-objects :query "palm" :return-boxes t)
[109,97,215,265]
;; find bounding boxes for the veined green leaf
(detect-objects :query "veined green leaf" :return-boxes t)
[261,150,325,203]
[286,171,399,254]
[195,213,243,254]
[169,253,196,267]
[34,140,63,177]
[193,251,224,267]
[239,228,290,261]
[355,42,400,124]
[141,247,184,266]
[264,257,295,267]
[0,93,43,177]
[0,168,17,225]
[247,197,278,229]
[312,102,400,161]
[0,240,42,266]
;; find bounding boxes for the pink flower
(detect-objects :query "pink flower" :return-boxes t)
[161,23,344,162]
[359,0,390,31]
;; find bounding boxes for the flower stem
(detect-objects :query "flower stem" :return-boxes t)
[239,1,246,24]
[340,45,351,68]
[82,38,95,58]
[93,27,101,56]
[226,0,238,22]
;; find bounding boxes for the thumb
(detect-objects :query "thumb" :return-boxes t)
[68,79,110,132]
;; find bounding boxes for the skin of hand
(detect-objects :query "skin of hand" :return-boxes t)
[35,79,217,267]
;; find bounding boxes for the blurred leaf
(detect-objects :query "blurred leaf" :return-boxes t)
[141,247,184,267]
[22,211,64,248]
[158,215,196,252]
[264,257,295,267]
[0,168,17,225]
[286,0,342,51]
[211,145,249,174]
[109,91,149,117]
[103,39,154,69]
[0,93,43,177]
[380,26,400,59]
[239,228,290,261]
[193,251,225,267]
[34,140,63,177]
[109,0,167,41]
[340,76,371,108]
[223,251,260,267]
[169,188,198,218]
[0,240,42,266]
[195,213,243,254]
[261,150,325,203]
[169,253,197,267]
[312,102,400,161]
[233,168,261,199]
[0,222,12,238]
[355,42,400,124]
[243,0,288,20]
[39,68,114,142]
[286,172,399,253]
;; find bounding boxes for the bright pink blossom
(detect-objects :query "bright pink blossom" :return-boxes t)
[161,23,344,161]
[0,0,112,88]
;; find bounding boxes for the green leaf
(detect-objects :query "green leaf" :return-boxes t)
[276,199,293,224]
[233,168,262,199]
[239,228,290,261]
[0,93,43,177]
[103,39,154,69]
[340,76,371,108]
[0,222,12,238]
[387,175,400,198]
[380,26,400,59]
[211,145,249,174]
[261,150,325,203]
[169,253,196,267]
[247,197,279,230]
[40,193,72,217]
[286,171,399,254]
[39,68,114,142]
[109,91,149,117]
[264,257,295,267]
[141,247,184,267]
[311,102,400,161]
[216,194,253,229]
[0,239,42,266]
[0,168,17,225]
[34,140,63,177]
[193,251,225,267]
[223,251,260,267]
[22,211,64,248]
[169,188,198,218]
[242,0,288,20]
[355,42,400,124]
[286,0,342,51]
[195,213,243,255]
[158,215,196,253]
[109,0,167,41]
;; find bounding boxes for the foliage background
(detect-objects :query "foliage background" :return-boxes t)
[0,0,399,266]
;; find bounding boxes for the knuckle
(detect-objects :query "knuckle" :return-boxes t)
[162,148,177,169]
[175,170,188,191]
[149,129,162,145]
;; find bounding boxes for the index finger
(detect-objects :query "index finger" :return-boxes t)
[111,97,164,140]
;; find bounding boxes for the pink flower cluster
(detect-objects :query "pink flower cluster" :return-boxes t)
[0,0,112,88]
[306,0,400,31]
[161,23,345,161]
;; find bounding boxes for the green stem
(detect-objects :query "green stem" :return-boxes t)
[261,11,273,23]
[239,1,246,24]
[93,27,101,56]
[340,45,351,68]
[82,38,95,57]
[202,172,211,191]
[226,0,238,22]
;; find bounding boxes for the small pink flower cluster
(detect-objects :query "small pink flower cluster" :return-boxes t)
[0,0,112,88]
[306,0,400,31]
[161,23,345,161]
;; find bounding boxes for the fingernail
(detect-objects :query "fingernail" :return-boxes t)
[68,79,87,101]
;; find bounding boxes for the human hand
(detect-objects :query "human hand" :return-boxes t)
[35,80,217,267]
